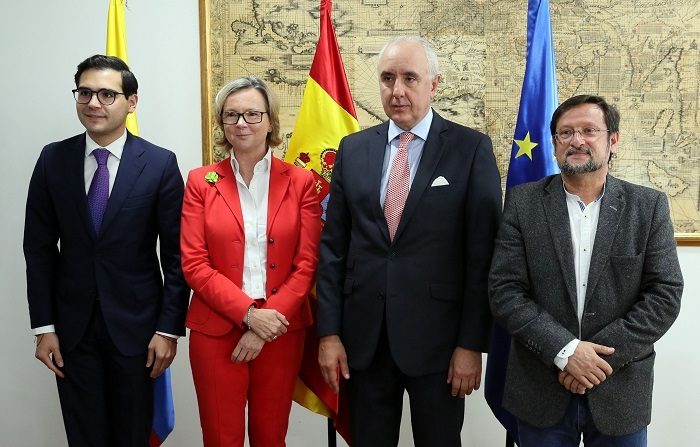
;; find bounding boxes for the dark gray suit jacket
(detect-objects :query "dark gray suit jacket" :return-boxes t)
[317,111,502,376]
[489,174,683,436]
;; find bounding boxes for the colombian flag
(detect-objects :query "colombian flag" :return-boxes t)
[106,2,174,446]
[285,0,359,443]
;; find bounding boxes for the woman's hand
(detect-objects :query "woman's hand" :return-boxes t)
[231,331,265,363]
[248,307,289,342]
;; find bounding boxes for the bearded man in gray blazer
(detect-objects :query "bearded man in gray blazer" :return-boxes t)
[489,94,683,447]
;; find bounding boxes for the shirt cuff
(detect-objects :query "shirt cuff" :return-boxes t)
[553,338,580,371]
[156,331,179,340]
[33,325,55,335]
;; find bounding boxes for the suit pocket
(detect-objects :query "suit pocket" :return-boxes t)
[343,278,355,295]
[430,283,460,302]
[122,193,154,209]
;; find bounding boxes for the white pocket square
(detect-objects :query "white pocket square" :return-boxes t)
[431,176,449,187]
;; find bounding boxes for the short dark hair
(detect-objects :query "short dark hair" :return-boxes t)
[550,94,620,136]
[74,55,138,97]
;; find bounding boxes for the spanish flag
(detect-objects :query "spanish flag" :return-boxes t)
[107,2,174,446]
[285,0,359,443]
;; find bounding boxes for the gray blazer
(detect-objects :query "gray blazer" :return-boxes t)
[489,174,683,436]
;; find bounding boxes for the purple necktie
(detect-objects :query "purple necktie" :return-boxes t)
[87,148,110,232]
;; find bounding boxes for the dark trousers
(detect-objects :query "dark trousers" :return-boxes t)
[56,305,153,447]
[517,395,647,447]
[346,321,464,447]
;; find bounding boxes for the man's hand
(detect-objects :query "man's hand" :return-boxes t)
[447,347,482,398]
[146,334,177,378]
[35,333,64,378]
[231,331,265,363]
[558,371,587,394]
[248,308,289,342]
[564,341,614,390]
[318,335,350,394]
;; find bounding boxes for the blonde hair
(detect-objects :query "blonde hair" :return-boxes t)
[213,76,282,152]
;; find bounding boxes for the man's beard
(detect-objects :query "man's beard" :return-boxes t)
[559,145,606,175]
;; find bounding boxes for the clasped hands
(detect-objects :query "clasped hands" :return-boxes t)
[558,341,615,395]
[231,307,289,364]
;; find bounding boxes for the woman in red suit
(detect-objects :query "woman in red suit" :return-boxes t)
[181,76,321,446]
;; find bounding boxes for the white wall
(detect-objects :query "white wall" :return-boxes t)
[0,2,697,446]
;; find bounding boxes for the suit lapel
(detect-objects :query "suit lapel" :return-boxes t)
[267,157,290,230]
[66,134,96,239]
[542,175,579,313]
[369,122,391,243]
[585,176,624,305]
[100,133,145,235]
[211,158,244,232]
[393,112,447,243]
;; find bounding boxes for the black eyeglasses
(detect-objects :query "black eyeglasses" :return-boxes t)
[72,88,127,106]
[554,128,610,143]
[221,110,267,125]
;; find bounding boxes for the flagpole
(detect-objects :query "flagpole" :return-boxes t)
[327,419,337,447]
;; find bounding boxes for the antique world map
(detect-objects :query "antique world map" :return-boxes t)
[204,0,700,235]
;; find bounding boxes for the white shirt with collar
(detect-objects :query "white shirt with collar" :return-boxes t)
[379,109,433,206]
[231,149,271,300]
[554,182,606,370]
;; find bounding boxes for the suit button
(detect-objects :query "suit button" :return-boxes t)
[378,293,385,301]
[271,288,278,294]
[270,263,276,269]
[268,238,274,244]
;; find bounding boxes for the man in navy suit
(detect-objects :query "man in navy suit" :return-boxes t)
[317,36,502,446]
[23,55,190,447]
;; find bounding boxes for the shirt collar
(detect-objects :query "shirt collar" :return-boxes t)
[230,149,272,176]
[388,108,433,144]
[563,180,606,204]
[84,130,126,160]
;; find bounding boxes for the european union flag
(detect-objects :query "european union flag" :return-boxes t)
[485,0,559,443]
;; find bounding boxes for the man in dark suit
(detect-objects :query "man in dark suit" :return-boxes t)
[489,95,683,446]
[23,55,190,447]
[316,36,502,446]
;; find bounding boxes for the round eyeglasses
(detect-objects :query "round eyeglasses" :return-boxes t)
[72,88,127,106]
[554,128,610,144]
[221,111,267,125]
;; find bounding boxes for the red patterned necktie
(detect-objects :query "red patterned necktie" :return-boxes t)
[87,148,110,232]
[384,132,415,241]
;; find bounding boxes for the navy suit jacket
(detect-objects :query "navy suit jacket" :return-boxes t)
[317,111,502,376]
[24,132,190,356]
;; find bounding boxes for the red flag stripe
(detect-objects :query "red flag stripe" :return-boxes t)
[309,0,357,119]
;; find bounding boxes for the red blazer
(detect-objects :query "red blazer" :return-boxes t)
[181,156,321,336]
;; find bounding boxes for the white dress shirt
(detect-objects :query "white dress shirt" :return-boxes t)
[231,150,271,300]
[379,109,433,206]
[554,183,605,370]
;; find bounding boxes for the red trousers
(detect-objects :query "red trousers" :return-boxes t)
[189,327,305,447]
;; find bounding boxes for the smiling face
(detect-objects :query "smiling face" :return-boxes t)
[378,40,440,131]
[554,103,618,178]
[75,68,137,147]
[222,87,271,158]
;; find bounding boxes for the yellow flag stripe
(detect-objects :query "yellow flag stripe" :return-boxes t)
[106,0,139,136]
[292,379,333,418]
[285,77,359,168]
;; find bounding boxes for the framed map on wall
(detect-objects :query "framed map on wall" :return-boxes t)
[198,0,699,243]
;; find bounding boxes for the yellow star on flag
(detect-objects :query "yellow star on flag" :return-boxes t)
[513,131,539,160]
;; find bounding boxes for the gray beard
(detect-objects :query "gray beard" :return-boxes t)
[559,144,608,175]
[560,157,603,175]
